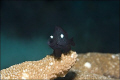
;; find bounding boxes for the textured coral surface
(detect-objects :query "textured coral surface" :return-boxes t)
[73,71,113,80]
[0,51,77,79]
[70,52,120,79]
[1,52,119,80]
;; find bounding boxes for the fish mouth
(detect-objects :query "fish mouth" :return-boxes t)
[48,40,63,48]
[49,43,63,49]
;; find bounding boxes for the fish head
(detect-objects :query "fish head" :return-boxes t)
[48,26,69,49]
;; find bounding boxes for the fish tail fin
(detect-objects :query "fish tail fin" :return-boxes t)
[70,37,75,46]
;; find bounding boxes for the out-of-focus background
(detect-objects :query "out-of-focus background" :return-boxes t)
[1,1,119,70]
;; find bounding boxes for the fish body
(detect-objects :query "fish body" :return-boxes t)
[48,27,75,58]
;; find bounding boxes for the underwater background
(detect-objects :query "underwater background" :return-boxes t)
[1,1,119,70]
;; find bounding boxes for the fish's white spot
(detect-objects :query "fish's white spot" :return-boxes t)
[60,34,64,38]
[49,62,53,65]
[84,62,91,68]
[112,55,115,59]
[50,35,53,39]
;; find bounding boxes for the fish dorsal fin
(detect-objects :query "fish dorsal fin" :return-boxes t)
[55,26,68,36]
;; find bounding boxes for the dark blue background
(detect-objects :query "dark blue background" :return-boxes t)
[1,1,119,70]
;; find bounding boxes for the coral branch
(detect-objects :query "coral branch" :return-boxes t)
[0,51,77,79]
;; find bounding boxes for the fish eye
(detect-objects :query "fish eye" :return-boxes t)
[50,35,53,39]
[60,34,64,38]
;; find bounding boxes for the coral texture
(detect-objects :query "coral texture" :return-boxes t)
[70,52,120,79]
[73,71,113,80]
[0,51,77,79]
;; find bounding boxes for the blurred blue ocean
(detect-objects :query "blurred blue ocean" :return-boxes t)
[1,1,119,70]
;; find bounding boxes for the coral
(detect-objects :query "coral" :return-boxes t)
[70,52,120,79]
[0,51,77,79]
[1,51,119,80]
[73,71,113,80]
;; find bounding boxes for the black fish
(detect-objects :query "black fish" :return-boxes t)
[48,26,75,58]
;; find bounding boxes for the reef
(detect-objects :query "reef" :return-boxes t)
[1,51,119,80]
[0,51,77,79]
[70,52,120,79]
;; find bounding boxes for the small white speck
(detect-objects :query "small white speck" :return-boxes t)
[112,65,115,68]
[108,75,111,78]
[49,62,53,65]
[84,62,91,68]
[48,66,51,69]
[77,58,79,61]
[112,55,115,59]
[23,70,25,72]
[50,35,53,39]
[71,53,74,58]
[60,34,64,38]
[40,69,42,71]
[22,72,29,79]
